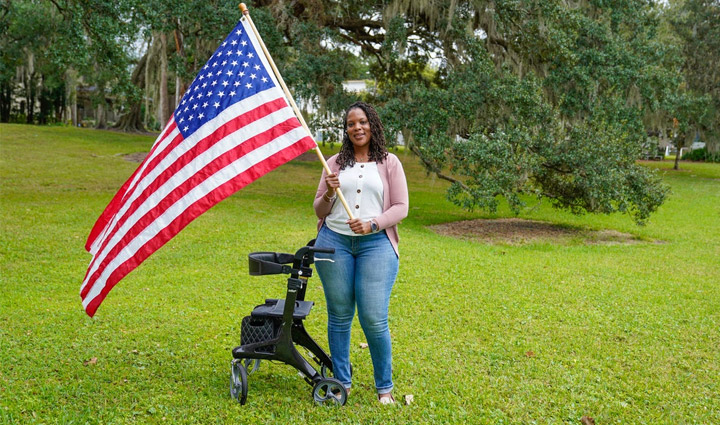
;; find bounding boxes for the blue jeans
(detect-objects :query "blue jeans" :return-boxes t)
[314,225,399,394]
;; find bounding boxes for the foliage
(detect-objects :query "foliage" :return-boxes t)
[249,0,685,224]
[681,147,720,162]
[2,125,720,423]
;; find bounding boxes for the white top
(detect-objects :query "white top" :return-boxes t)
[325,162,384,236]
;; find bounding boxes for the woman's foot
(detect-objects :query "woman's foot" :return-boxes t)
[378,393,395,405]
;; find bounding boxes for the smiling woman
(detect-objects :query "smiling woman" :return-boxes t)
[312,101,409,404]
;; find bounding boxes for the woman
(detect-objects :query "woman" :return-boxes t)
[313,101,408,404]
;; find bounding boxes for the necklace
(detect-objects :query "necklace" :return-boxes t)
[355,155,368,162]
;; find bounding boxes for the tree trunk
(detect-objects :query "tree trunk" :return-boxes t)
[113,51,148,133]
[95,101,107,129]
[0,80,11,123]
[158,32,170,127]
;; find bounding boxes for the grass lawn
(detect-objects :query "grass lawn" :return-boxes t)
[1,124,718,424]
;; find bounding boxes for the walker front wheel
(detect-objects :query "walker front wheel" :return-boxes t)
[312,378,347,406]
[230,359,248,405]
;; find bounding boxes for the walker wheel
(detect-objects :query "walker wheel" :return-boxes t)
[312,377,347,406]
[230,359,248,405]
[243,358,261,375]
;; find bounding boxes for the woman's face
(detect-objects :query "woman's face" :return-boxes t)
[346,108,372,150]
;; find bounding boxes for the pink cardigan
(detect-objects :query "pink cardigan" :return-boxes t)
[314,153,409,256]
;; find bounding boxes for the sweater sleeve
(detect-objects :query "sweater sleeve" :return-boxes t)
[313,156,336,219]
[374,155,409,230]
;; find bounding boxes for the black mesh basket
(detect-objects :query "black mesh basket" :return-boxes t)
[241,316,277,353]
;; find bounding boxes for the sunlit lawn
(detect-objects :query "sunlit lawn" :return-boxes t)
[1,124,718,424]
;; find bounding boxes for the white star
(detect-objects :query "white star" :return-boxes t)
[226,70,233,77]
[254,64,260,71]
[241,40,247,46]
[197,92,203,98]
[207,91,213,97]
[261,76,268,83]
[216,70,223,76]
[218,91,225,98]
[213,102,220,108]
[181,99,186,105]
[179,117,184,123]
[199,75,204,81]
[193,85,199,91]
[203,64,209,69]
[222,41,227,47]
[189,115,194,120]
[234,81,240,87]
[206,73,213,79]
[198,113,204,119]
[184,106,189,112]
[222,80,229,87]
[236,50,243,55]
[189,95,195,101]
[202,82,207,88]
[243,62,249,68]
[250,73,256,80]
[248,52,254,58]
[222,60,227,66]
[245,83,252,89]
[212,61,218,67]
[231,60,238,66]
[202,102,208,108]
[192,104,198,110]
[229,91,236,97]
[184,126,189,131]
[235,29,242,36]
[239,71,245,77]
[231,40,237,46]
[226,50,233,56]
[211,80,218,86]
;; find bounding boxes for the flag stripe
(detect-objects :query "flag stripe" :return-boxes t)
[82,130,313,315]
[81,113,301,300]
[80,95,294,298]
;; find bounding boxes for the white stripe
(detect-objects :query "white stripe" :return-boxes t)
[82,126,309,308]
[81,88,289,293]
[81,95,299,295]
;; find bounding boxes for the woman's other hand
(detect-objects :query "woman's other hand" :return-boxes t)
[347,218,371,235]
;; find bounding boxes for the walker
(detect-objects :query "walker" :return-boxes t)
[230,240,348,406]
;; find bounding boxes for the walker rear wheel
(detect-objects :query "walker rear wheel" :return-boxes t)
[312,378,347,406]
[230,360,248,405]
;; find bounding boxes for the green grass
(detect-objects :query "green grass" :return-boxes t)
[1,124,719,424]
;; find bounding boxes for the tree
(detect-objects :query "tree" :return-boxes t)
[254,0,672,224]
[665,0,720,160]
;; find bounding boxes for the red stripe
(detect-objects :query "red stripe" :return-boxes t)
[81,115,303,300]
[83,135,315,316]
[86,120,178,251]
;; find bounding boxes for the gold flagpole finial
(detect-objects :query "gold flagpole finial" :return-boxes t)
[239,3,249,15]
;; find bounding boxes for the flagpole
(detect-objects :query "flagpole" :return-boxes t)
[239,3,356,220]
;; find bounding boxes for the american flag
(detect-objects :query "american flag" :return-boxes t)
[80,17,316,317]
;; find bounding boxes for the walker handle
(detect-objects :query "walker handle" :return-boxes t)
[309,246,335,255]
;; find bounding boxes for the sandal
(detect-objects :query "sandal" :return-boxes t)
[378,393,395,405]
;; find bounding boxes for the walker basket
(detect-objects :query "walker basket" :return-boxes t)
[240,316,277,353]
[248,252,295,276]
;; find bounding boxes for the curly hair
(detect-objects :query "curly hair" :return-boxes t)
[336,101,389,170]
